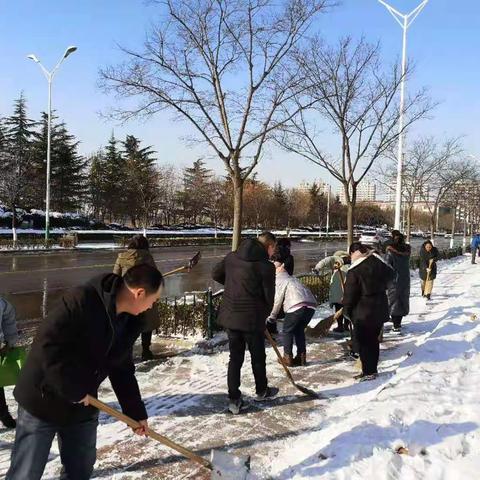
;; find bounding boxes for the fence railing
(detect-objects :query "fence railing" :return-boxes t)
[153,246,466,339]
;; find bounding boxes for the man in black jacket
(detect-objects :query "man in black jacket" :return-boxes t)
[342,243,394,381]
[212,232,278,414]
[6,264,163,480]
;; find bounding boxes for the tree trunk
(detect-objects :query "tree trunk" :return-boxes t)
[450,205,456,249]
[345,184,356,248]
[406,204,413,243]
[12,203,17,245]
[346,201,355,248]
[232,175,244,251]
[430,211,435,243]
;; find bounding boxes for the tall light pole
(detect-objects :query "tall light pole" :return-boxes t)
[378,0,428,231]
[27,46,77,242]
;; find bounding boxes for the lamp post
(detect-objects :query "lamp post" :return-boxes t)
[378,0,428,231]
[27,46,77,242]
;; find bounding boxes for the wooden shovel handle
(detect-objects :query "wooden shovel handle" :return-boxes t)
[163,265,188,277]
[264,329,296,384]
[425,258,434,283]
[86,395,211,469]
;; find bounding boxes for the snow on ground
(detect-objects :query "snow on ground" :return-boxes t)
[1,255,479,479]
[268,255,480,480]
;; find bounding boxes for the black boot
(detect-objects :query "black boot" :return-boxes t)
[0,410,16,429]
[141,347,154,361]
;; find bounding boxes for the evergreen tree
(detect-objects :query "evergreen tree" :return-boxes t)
[272,181,288,228]
[88,151,108,220]
[103,133,125,222]
[3,93,36,160]
[28,112,59,209]
[0,94,36,239]
[50,124,88,211]
[121,135,158,227]
[180,159,213,224]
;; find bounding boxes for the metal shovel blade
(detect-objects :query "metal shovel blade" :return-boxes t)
[210,450,250,480]
[294,383,322,398]
[189,250,202,269]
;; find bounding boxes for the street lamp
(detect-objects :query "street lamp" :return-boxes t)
[378,0,428,231]
[27,46,77,242]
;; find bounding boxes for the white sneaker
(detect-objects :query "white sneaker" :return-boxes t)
[228,398,243,415]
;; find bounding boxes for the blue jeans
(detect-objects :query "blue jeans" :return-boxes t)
[6,406,98,480]
[283,307,315,356]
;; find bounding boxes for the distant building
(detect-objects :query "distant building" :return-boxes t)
[386,182,430,203]
[338,181,376,204]
[298,179,332,197]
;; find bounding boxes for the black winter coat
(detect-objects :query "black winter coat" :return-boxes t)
[14,274,147,426]
[342,253,395,327]
[419,244,439,280]
[385,247,411,317]
[212,239,275,332]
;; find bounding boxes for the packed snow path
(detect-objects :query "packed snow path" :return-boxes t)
[1,255,479,479]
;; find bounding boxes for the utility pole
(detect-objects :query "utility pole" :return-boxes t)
[378,0,429,230]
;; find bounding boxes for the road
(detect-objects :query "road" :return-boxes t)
[0,238,452,321]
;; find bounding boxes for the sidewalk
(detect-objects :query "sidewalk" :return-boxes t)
[1,255,478,479]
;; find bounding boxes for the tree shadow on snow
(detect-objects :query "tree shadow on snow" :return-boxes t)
[97,392,317,426]
[274,419,478,479]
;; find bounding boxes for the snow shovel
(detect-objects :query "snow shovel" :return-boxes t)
[163,251,201,278]
[87,395,249,479]
[264,329,320,398]
[308,308,344,337]
[422,259,434,296]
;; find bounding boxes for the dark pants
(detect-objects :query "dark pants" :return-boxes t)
[6,407,98,480]
[141,331,152,349]
[350,323,360,354]
[227,329,267,400]
[355,322,382,375]
[0,387,8,412]
[283,307,315,356]
[472,249,477,264]
[391,315,403,328]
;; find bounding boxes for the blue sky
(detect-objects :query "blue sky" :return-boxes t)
[1,0,478,189]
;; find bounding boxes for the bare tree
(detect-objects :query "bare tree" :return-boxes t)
[277,37,433,245]
[376,137,461,242]
[157,164,181,226]
[417,154,471,241]
[443,171,480,247]
[100,0,334,250]
[205,176,230,237]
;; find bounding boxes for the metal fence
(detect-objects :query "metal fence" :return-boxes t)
[153,246,466,339]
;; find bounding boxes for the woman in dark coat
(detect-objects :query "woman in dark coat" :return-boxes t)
[342,242,394,381]
[385,233,411,332]
[419,240,439,300]
[113,235,160,360]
